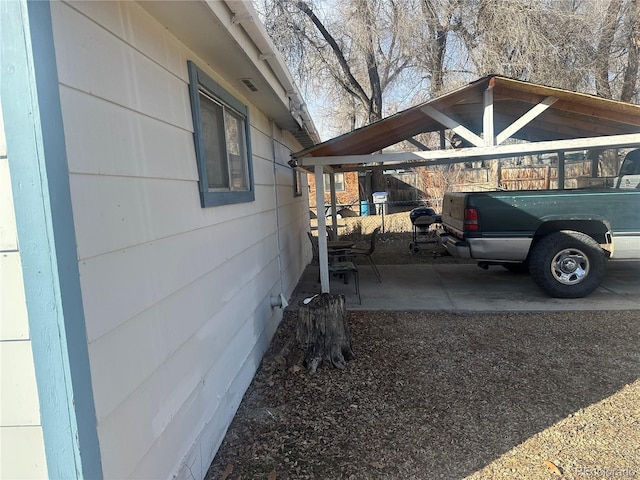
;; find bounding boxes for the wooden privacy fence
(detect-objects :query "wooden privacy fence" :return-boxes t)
[499,161,593,190]
[500,165,553,190]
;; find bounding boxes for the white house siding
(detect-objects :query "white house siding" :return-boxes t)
[49,2,310,479]
[0,105,48,478]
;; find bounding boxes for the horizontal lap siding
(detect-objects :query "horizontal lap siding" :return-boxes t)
[88,233,280,421]
[60,86,197,181]
[78,189,279,341]
[51,2,308,479]
[97,258,280,478]
[250,121,311,297]
[273,132,312,294]
[274,169,311,293]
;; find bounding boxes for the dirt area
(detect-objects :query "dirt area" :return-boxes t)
[315,212,474,266]
[205,224,639,480]
[206,310,639,480]
[343,231,473,266]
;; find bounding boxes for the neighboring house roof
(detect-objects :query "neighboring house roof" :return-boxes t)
[292,75,640,170]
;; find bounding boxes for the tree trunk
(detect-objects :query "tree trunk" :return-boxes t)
[296,293,355,373]
[620,0,639,102]
[595,0,623,98]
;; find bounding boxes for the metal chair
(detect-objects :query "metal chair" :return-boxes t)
[326,225,337,241]
[349,227,382,283]
[307,231,350,262]
[307,232,361,304]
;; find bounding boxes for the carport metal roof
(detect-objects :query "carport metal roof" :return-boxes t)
[293,75,640,293]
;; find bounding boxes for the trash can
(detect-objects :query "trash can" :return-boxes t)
[372,192,388,204]
[360,201,369,217]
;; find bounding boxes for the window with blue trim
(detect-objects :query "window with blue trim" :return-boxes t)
[188,61,254,207]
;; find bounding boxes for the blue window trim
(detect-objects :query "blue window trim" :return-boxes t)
[187,61,255,207]
[1,1,102,478]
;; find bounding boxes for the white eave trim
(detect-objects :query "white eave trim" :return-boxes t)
[223,0,320,143]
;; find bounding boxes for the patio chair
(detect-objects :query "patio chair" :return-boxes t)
[326,225,337,241]
[349,227,382,283]
[307,231,351,262]
[307,232,361,304]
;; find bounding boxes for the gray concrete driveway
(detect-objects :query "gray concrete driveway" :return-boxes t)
[293,260,640,311]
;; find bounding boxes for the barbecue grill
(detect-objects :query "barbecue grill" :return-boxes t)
[409,207,442,254]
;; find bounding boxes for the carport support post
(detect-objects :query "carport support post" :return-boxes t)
[483,84,495,146]
[329,173,338,240]
[315,164,330,292]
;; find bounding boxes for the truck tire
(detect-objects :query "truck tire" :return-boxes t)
[528,231,606,298]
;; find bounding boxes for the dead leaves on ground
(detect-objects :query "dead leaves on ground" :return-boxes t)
[543,460,563,476]
[220,463,233,480]
[220,463,278,480]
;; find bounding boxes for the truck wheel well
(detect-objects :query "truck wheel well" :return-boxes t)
[533,221,610,245]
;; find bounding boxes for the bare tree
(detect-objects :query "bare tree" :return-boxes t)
[262,0,414,127]
[615,0,639,102]
[407,0,473,95]
[414,164,464,209]
[596,0,625,98]
[464,0,594,90]
[262,0,638,112]
[260,0,637,202]
[262,0,420,195]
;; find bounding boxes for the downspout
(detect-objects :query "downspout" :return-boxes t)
[270,120,286,308]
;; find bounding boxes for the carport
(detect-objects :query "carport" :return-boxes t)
[290,75,640,293]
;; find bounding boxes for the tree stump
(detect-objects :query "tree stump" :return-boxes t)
[296,293,356,373]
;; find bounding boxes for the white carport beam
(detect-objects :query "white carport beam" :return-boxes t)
[314,164,330,292]
[421,105,485,147]
[298,133,640,170]
[496,96,558,145]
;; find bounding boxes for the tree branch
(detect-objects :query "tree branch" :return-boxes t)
[296,1,371,107]
[620,0,639,102]
[595,0,624,98]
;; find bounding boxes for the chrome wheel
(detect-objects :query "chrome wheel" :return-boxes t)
[530,231,606,298]
[550,248,590,285]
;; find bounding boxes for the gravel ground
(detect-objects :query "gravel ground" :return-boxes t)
[206,310,640,480]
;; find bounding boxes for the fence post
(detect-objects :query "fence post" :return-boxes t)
[558,152,566,190]
[545,165,551,190]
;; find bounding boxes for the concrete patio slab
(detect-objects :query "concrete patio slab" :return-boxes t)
[290,261,640,312]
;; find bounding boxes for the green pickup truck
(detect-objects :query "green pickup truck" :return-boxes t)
[440,149,640,298]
